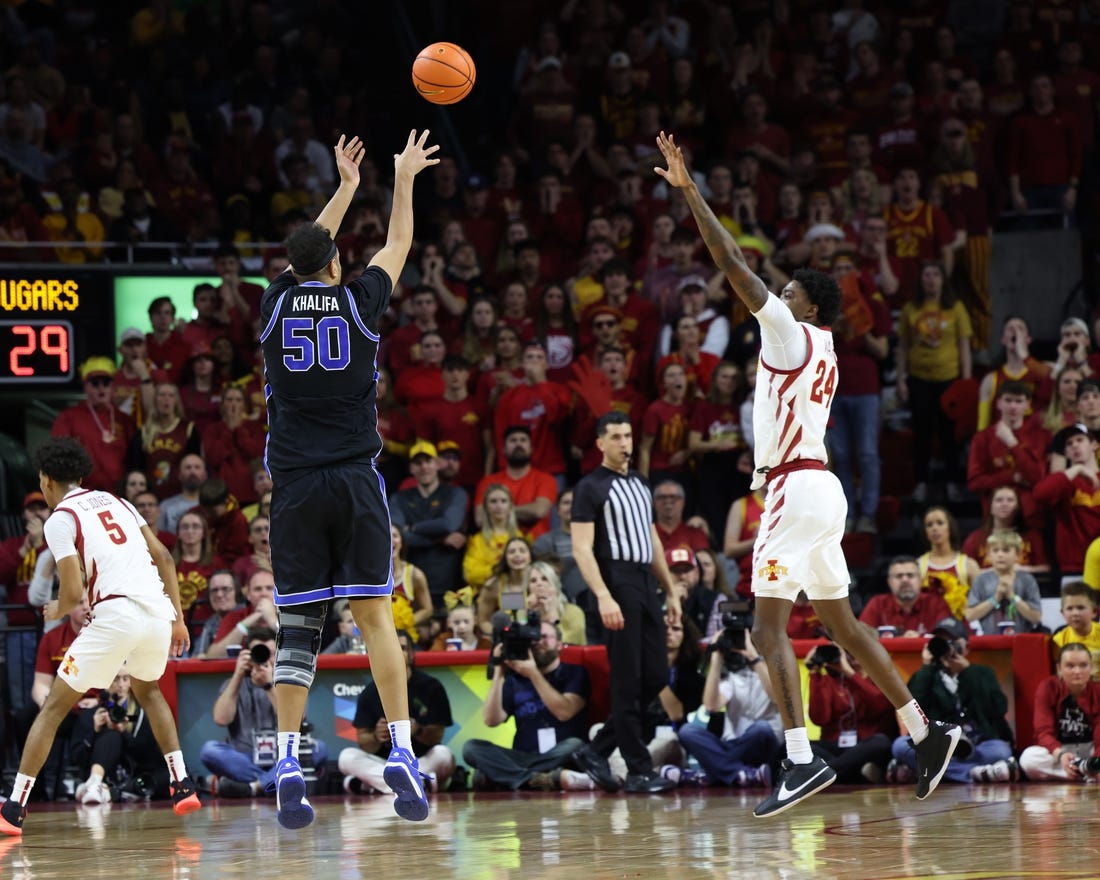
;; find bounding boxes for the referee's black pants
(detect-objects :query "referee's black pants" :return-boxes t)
[589,564,668,776]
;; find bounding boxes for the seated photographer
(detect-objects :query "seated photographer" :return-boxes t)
[70,667,176,804]
[462,618,596,791]
[963,530,1043,635]
[889,618,1017,784]
[338,630,456,794]
[806,642,896,784]
[1019,643,1100,782]
[678,624,782,788]
[859,556,953,637]
[199,626,328,797]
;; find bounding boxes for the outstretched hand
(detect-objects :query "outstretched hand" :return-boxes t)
[654,131,692,189]
[334,134,366,187]
[395,129,441,178]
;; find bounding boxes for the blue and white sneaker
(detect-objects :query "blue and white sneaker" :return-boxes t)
[383,747,429,821]
[275,757,314,830]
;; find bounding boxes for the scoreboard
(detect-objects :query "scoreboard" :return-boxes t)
[0,272,115,387]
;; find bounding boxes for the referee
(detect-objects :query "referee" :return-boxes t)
[570,411,682,794]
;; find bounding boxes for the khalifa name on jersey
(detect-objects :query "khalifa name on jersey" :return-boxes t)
[293,293,339,311]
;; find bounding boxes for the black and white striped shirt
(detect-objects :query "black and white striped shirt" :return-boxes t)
[572,466,654,564]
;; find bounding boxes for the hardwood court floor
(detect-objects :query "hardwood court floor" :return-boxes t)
[2,784,1098,880]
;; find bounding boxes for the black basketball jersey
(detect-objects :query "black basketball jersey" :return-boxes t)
[259,267,391,481]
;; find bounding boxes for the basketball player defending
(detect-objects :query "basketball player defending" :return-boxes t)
[0,437,201,836]
[259,131,438,829]
[655,132,961,818]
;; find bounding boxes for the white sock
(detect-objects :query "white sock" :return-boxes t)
[785,728,814,764]
[12,773,35,807]
[164,750,188,784]
[899,700,930,744]
[277,731,300,762]
[389,719,412,753]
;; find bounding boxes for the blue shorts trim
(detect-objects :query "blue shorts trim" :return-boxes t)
[334,581,394,598]
[274,586,333,606]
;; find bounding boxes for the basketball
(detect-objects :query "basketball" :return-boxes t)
[412,42,476,105]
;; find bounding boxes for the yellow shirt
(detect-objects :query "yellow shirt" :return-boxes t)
[1052,621,1100,679]
[899,300,973,383]
[1083,538,1100,591]
[462,531,511,590]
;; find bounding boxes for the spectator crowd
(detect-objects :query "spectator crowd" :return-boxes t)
[5,0,1100,801]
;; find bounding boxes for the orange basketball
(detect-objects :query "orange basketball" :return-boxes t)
[412,42,476,105]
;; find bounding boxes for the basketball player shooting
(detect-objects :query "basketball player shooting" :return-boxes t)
[654,132,962,818]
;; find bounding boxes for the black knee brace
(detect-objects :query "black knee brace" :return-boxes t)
[274,601,328,689]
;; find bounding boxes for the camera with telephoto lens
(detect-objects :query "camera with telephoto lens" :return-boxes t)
[806,643,842,670]
[1073,756,1100,775]
[927,636,957,664]
[487,591,544,677]
[98,690,128,724]
[707,600,754,668]
[248,642,272,665]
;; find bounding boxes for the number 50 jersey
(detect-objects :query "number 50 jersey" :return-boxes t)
[260,267,392,483]
[750,319,837,492]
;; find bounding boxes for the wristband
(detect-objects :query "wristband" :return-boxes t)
[748,656,763,667]
[236,622,249,636]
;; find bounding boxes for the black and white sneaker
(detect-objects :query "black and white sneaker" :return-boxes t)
[752,757,836,819]
[912,721,962,800]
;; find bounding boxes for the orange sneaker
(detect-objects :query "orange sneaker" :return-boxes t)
[0,800,25,837]
[170,777,202,816]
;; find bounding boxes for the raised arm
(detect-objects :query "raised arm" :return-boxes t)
[655,132,770,314]
[370,129,440,285]
[314,135,367,239]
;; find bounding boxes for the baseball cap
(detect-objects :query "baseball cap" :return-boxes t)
[466,173,488,191]
[804,223,846,243]
[932,617,969,641]
[535,55,562,73]
[80,356,117,381]
[1062,422,1094,442]
[676,275,708,293]
[1077,378,1100,401]
[23,491,47,509]
[437,440,462,458]
[666,547,697,571]
[408,440,438,461]
[608,51,631,70]
[119,327,144,345]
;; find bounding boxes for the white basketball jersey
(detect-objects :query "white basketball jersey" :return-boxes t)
[45,488,173,613]
[750,322,836,490]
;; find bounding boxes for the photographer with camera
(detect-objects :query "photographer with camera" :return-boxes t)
[199,626,328,798]
[338,630,454,795]
[1020,643,1100,781]
[806,642,896,783]
[461,619,596,791]
[677,606,782,788]
[889,619,1017,784]
[69,667,177,804]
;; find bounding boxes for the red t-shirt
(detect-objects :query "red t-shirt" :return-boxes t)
[410,395,489,490]
[494,382,571,476]
[655,352,720,399]
[394,364,445,408]
[1008,109,1082,188]
[51,403,136,492]
[655,521,710,553]
[858,592,954,635]
[642,398,691,473]
[1034,471,1100,571]
[474,467,558,539]
[885,201,955,302]
[835,284,891,397]
[145,331,192,385]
